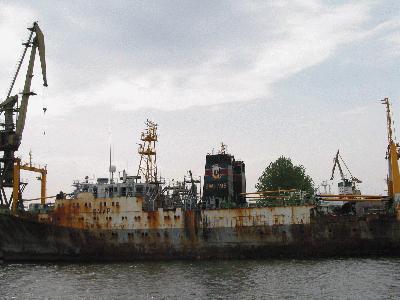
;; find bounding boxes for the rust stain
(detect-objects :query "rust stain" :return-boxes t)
[147,211,160,229]
[51,196,312,236]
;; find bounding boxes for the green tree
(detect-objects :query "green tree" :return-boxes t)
[256,156,314,195]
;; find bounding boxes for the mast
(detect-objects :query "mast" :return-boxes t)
[109,146,112,183]
[381,98,400,198]
[109,145,116,184]
[137,119,158,183]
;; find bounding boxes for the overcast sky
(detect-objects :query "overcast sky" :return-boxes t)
[1,0,400,199]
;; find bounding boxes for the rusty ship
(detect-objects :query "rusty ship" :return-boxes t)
[1,23,400,262]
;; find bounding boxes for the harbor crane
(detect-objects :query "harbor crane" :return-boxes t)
[382,98,400,199]
[0,22,47,210]
[330,150,361,195]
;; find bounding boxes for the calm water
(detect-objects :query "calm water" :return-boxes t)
[1,258,400,299]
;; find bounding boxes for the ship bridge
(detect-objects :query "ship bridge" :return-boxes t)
[70,175,158,200]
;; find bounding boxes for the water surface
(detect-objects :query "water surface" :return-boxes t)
[1,258,399,299]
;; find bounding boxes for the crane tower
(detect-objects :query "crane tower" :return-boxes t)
[0,22,47,208]
[330,150,361,195]
[381,98,400,198]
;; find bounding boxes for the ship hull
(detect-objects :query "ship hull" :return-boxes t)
[1,213,400,262]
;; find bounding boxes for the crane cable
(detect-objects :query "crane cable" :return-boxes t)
[338,152,356,181]
[41,85,48,136]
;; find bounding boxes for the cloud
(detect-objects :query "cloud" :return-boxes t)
[0,0,397,199]
[382,31,400,57]
[0,0,387,114]
[339,105,369,117]
[0,4,35,96]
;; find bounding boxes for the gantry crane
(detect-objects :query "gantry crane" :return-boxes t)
[11,151,47,213]
[0,22,48,211]
[330,150,361,195]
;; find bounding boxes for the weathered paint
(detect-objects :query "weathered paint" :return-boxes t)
[1,213,400,261]
[201,206,310,228]
[52,194,185,230]
[51,195,311,231]
[2,195,399,262]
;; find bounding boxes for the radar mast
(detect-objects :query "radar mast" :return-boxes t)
[137,119,159,184]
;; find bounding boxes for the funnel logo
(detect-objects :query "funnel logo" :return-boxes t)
[212,164,221,180]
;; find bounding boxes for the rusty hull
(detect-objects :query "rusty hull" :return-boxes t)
[50,194,311,231]
[1,209,400,261]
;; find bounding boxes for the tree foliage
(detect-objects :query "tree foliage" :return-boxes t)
[256,156,314,195]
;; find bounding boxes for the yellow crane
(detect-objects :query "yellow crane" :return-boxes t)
[381,98,400,199]
[12,156,47,214]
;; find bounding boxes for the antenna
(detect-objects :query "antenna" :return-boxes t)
[109,145,116,184]
[220,142,227,154]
